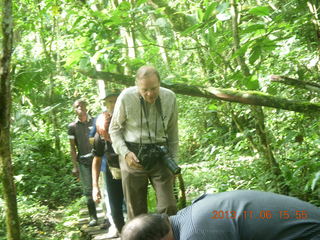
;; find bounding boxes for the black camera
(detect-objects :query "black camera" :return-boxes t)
[132,143,181,174]
[157,146,181,175]
[137,144,161,171]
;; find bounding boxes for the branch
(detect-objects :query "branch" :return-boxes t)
[271,75,320,93]
[79,70,320,113]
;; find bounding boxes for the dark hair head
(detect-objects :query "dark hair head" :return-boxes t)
[121,214,170,240]
[73,99,86,108]
[135,66,161,84]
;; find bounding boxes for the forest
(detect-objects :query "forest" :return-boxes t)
[1,0,320,239]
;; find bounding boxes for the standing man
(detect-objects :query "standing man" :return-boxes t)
[68,99,98,226]
[109,66,179,219]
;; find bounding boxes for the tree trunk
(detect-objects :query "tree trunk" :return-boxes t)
[230,0,289,194]
[114,0,136,75]
[0,0,21,239]
[150,13,171,69]
[251,106,289,194]
[230,109,258,153]
[307,0,320,54]
[230,0,250,76]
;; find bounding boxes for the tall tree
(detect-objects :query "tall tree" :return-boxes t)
[0,0,21,239]
[230,0,289,193]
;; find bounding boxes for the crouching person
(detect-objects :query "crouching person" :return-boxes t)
[121,190,320,240]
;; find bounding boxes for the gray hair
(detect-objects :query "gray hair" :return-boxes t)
[135,66,161,84]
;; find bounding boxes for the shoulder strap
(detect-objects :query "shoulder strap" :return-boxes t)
[156,97,169,146]
[140,96,153,143]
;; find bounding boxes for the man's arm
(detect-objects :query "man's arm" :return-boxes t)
[92,156,102,203]
[109,96,130,157]
[109,94,142,169]
[92,131,106,202]
[167,95,179,162]
[69,139,79,177]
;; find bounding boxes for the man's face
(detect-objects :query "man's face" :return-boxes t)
[137,74,160,104]
[74,102,87,118]
[103,95,117,113]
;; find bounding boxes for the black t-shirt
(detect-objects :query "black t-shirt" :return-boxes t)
[92,132,119,169]
[92,132,116,157]
[92,132,107,157]
[68,118,93,156]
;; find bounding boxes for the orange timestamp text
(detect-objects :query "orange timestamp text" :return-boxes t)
[210,210,308,220]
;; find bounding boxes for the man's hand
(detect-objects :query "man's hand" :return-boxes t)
[125,152,143,169]
[92,186,101,203]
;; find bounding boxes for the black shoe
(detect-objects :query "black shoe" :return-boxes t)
[88,218,98,227]
[101,218,111,230]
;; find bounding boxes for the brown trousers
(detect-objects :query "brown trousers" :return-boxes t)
[119,155,177,220]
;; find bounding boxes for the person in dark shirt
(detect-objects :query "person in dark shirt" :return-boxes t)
[68,99,98,227]
[121,190,320,240]
[92,90,125,236]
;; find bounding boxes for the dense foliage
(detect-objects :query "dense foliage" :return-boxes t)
[1,0,320,238]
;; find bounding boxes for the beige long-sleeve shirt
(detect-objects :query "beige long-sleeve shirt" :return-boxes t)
[109,86,179,161]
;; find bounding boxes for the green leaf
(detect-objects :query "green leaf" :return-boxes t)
[203,2,217,22]
[242,24,265,34]
[197,8,204,22]
[72,16,85,28]
[266,85,277,95]
[117,1,131,11]
[243,75,259,90]
[181,23,202,36]
[248,6,270,16]
[208,28,216,49]
[208,103,218,111]
[216,2,228,13]
[15,70,43,91]
[136,0,147,6]
[261,38,278,51]
[232,42,250,59]
[64,50,83,68]
[249,46,261,64]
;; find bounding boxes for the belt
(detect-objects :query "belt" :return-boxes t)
[125,142,166,147]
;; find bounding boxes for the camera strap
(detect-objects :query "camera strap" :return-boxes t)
[156,97,170,147]
[139,96,157,145]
